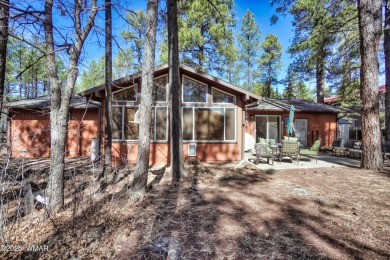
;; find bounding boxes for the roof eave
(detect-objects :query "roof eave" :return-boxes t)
[79,64,170,98]
[179,64,262,101]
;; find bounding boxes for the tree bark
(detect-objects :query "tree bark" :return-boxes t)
[44,0,65,214]
[316,50,325,103]
[45,0,98,214]
[103,0,113,176]
[0,0,9,115]
[131,0,159,198]
[384,0,390,141]
[358,0,382,170]
[168,0,184,180]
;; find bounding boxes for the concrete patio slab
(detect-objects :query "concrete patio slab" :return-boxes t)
[245,152,362,170]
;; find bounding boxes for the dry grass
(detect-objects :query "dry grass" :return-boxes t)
[1,162,390,259]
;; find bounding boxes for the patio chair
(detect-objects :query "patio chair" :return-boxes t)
[255,143,276,165]
[279,141,300,165]
[258,138,273,153]
[299,139,321,163]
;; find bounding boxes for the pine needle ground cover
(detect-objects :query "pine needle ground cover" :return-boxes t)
[1,163,389,259]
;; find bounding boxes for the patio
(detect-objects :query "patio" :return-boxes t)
[245,152,364,170]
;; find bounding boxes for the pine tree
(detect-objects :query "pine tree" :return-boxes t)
[168,0,184,180]
[217,30,240,84]
[0,0,9,115]
[114,48,136,78]
[273,0,358,103]
[385,0,390,141]
[5,38,64,99]
[131,0,159,199]
[237,9,261,90]
[259,34,282,98]
[282,64,313,100]
[358,0,383,170]
[77,56,105,92]
[177,0,235,72]
[77,50,136,93]
[121,10,147,72]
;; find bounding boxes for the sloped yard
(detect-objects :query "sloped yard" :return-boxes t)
[1,163,390,259]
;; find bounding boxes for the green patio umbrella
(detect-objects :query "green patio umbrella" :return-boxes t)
[286,105,295,135]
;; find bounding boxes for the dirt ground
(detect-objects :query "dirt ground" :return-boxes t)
[1,162,390,259]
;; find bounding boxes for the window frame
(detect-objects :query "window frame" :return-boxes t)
[152,106,169,142]
[181,106,237,143]
[112,105,168,142]
[188,143,197,156]
[153,74,168,103]
[182,75,208,104]
[112,84,138,102]
[255,115,281,144]
[212,87,236,104]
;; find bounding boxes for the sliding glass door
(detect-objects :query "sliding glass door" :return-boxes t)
[255,115,281,144]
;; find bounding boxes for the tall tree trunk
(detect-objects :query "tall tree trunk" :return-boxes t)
[266,64,272,98]
[168,0,184,180]
[45,0,65,214]
[358,0,383,170]
[247,64,250,90]
[45,0,98,214]
[265,80,271,98]
[137,36,142,73]
[103,0,113,176]
[0,0,9,115]
[131,0,159,198]
[316,51,325,103]
[384,0,390,141]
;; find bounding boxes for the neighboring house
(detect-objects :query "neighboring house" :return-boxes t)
[324,85,385,108]
[81,64,344,165]
[4,96,100,158]
[324,85,386,140]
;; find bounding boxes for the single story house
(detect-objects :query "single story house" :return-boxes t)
[81,64,344,165]
[245,98,345,148]
[3,96,100,158]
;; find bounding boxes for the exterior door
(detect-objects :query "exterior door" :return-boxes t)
[294,119,308,146]
[255,115,281,144]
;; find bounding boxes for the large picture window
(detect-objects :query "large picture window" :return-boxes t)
[154,75,167,102]
[113,85,137,101]
[182,76,207,103]
[183,107,236,141]
[112,106,167,141]
[212,88,236,104]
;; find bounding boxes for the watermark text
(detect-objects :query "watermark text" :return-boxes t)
[1,244,49,252]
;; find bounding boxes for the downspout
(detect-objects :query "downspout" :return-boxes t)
[97,99,102,161]
[235,101,249,168]
[241,108,245,161]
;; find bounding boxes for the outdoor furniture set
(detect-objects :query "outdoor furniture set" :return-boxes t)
[320,139,390,161]
[255,137,322,165]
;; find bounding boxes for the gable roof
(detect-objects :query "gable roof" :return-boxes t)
[79,64,262,101]
[4,96,100,110]
[246,98,349,113]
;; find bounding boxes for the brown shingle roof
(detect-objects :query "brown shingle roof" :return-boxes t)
[4,96,100,109]
[246,98,349,113]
